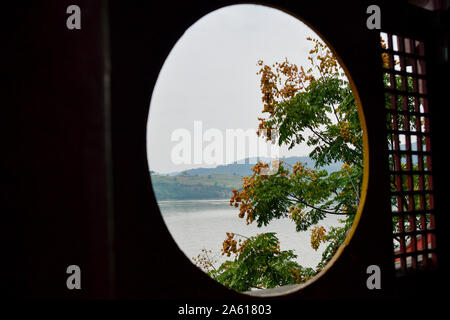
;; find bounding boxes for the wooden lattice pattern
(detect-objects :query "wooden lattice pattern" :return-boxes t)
[381,32,437,274]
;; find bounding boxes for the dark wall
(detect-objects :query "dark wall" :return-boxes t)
[2,1,111,299]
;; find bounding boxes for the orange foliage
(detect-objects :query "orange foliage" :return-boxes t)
[257,37,339,142]
[310,225,327,251]
[230,161,273,224]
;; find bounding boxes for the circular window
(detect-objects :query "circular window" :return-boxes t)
[146,4,366,295]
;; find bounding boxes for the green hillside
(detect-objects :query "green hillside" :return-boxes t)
[151,156,343,201]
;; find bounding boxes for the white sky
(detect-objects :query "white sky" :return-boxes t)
[146,4,323,174]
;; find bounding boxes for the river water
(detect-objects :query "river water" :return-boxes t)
[158,199,344,269]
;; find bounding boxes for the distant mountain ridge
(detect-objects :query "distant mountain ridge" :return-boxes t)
[160,140,421,177]
[151,156,343,201]
[167,156,343,177]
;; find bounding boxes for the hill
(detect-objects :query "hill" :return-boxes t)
[176,156,342,177]
[151,173,242,201]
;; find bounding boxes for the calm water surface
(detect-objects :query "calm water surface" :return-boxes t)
[158,199,344,268]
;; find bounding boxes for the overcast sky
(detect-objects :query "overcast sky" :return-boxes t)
[146,4,323,174]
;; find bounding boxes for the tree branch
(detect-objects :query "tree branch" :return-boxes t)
[292,195,355,215]
[307,125,333,146]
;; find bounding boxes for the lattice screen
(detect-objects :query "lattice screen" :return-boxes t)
[380,32,437,274]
